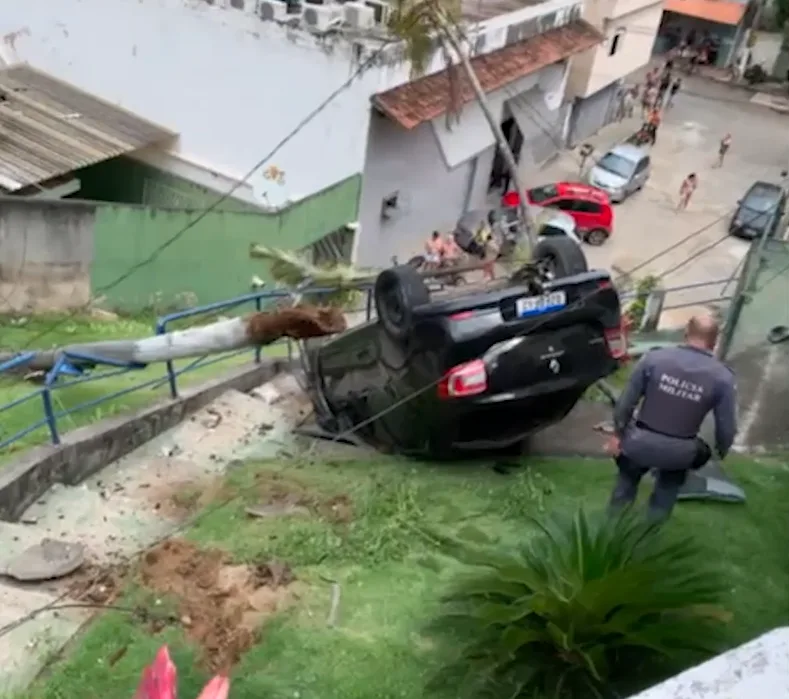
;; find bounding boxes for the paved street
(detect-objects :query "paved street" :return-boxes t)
[537,75,789,326]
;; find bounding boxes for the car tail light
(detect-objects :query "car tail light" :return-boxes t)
[502,191,521,208]
[598,280,612,289]
[437,359,488,399]
[604,326,628,360]
[449,310,475,321]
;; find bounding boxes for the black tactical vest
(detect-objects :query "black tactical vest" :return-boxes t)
[636,346,722,439]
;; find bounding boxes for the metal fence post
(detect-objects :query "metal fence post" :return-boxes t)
[717,236,762,360]
[254,296,263,364]
[155,319,179,399]
[41,355,66,445]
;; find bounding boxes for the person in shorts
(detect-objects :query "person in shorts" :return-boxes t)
[715,133,732,167]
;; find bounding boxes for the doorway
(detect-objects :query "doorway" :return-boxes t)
[488,115,524,194]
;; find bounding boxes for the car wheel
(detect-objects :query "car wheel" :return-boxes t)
[585,228,609,246]
[374,265,430,341]
[406,255,425,270]
[533,236,589,279]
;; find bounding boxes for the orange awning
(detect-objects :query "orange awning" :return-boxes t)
[664,0,745,25]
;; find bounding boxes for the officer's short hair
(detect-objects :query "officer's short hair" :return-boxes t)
[686,314,719,349]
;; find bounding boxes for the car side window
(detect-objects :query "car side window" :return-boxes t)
[555,198,576,211]
[635,157,650,174]
[573,200,601,214]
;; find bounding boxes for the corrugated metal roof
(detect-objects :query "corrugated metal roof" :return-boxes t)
[664,0,745,25]
[0,64,176,192]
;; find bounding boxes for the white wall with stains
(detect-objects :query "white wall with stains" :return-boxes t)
[0,0,581,209]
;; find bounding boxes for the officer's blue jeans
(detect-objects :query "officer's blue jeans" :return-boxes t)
[609,455,688,522]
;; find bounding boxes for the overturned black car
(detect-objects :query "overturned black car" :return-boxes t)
[301,237,625,458]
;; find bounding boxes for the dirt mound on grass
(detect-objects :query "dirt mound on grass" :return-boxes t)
[139,538,295,672]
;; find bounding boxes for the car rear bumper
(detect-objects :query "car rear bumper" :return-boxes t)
[436,382,593,452]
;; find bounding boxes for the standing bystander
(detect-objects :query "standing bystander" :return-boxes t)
[677,173,698,211]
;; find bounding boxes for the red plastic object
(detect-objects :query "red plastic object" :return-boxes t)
[134,646,229,699]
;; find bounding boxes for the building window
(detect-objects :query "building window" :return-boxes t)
[609,29,625,56]
[381,191,400,221]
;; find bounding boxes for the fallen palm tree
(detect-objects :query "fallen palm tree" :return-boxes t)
[0,306,347,373]
[0,247,375,375]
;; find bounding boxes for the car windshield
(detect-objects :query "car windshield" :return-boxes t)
[741,186,779,213]
[736,186,780,229]
[528,184,559,203]
[596,153,634,179]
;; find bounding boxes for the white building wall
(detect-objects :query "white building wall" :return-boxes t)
[567,1,663,99]
[357,66,566,266]
[0,0,582,210]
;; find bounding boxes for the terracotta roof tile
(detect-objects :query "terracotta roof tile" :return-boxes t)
[373,20,603,130]
[664,0,745,25]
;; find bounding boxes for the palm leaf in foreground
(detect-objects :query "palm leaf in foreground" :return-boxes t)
[249,244,376,308]
[426,509,730,698]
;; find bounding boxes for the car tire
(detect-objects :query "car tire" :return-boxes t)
[374,265,430,341]
[533,236,589,279]
[585,228,609,246]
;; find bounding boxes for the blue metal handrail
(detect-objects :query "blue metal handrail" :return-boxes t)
[0,285,371,454]
[0,274,733,455]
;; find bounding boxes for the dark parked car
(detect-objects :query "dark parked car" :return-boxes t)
[730,182,787,240]
[302,238,625,458]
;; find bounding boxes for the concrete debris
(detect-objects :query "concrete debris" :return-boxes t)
[4,539,86,582]
[245,503,310,519]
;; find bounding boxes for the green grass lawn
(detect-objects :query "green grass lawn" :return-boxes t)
[21,454,789,699]
[0,314,289,462]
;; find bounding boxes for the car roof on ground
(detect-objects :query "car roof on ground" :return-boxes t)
[606,143,649,161]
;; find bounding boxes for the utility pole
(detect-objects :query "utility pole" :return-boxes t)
[435,10,538,251]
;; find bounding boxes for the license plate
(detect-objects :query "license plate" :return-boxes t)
[516,290,567,317]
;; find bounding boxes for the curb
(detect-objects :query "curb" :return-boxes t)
[0,358,292,522]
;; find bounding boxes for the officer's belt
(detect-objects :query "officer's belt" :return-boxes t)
[635,420,695,440]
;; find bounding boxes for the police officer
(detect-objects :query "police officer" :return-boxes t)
[606,312,738,522]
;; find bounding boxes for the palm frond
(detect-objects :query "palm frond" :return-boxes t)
[387,0,462,77]
[426,508,730,698]
[249,244,377,308]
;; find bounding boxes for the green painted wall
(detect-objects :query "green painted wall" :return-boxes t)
[91,174,362,311]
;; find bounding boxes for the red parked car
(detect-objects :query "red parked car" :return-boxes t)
[502,182,614,246]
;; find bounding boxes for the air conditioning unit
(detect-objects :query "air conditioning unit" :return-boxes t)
[303,3,343,29]
[343,1,375,29]
[259,0,289,20]
[364,0,390,25]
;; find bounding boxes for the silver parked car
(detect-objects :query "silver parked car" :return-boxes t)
[586,143,651,203]
[453,206,583,260]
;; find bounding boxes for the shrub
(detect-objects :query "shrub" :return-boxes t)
[624,274,659,330]
[134,645,229,699]
[427,509,730,699]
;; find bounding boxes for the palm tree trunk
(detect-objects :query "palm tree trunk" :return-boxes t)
[437,17,537,250]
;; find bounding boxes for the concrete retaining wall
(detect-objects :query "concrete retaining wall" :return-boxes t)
[0,358,288,522]
[0,198,95,313]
